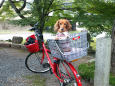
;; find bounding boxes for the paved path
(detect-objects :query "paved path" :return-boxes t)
[0,32,54,40]
[0,48,31,86]
[0,47,91,86]
[0,48,60,86]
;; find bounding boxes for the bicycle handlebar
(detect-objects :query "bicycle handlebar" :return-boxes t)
[29,22,43,43]
[29,22,39,31]
[34,22,39,27]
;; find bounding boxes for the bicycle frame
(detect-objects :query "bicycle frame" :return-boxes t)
[42,42,82,86]
[29,22,82,86]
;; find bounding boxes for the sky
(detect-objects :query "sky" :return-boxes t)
[27,0,34,3]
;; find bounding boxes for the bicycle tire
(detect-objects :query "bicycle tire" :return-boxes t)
[56,60,78,86]
[25,52,51,73]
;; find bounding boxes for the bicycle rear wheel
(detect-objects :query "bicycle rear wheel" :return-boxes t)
[57,60,78,86]
[25,52,50,73]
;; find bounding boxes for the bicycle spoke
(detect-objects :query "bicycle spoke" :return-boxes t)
[25,52,50,73]
[62,62,71,79]
[35,53,41,64]
[56,61,78,86]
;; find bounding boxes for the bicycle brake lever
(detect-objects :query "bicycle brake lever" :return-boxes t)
[34,22,39,27]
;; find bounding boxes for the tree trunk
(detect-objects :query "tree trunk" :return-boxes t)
[0,0,5,8]
[111,19,115,74]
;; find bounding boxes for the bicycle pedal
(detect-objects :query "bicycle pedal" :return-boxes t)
[64,79,70,83]
[42,63,50,68]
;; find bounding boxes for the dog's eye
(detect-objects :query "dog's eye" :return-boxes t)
[60,23,62,25]
[64,23,67,25]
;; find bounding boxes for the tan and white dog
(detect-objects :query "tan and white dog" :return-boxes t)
[54,19,72,52]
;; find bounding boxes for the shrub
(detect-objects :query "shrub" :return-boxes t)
[78,62,115,86]
[78,62,95,81]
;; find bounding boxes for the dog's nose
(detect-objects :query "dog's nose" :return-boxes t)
[61,28,64,31]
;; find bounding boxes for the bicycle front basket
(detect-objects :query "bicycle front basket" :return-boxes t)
[47,31,89,62]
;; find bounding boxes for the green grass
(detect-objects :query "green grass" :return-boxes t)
[78,62,115,86]
[78,62,95,81]
[24,74,46,86]
[21,38,26,45]
[110,73,115,86]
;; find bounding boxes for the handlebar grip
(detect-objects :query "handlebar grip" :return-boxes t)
[29,27,35,31]
[29,22,39,31]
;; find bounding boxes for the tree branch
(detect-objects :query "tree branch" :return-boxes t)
[47,0,54,12]
[0,0,5,8]
[8,0,26,19]
[19,0,26,11]
[44,0,54,17]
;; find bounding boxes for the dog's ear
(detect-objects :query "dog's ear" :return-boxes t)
[66,20,72,31]
[54,20,59,32]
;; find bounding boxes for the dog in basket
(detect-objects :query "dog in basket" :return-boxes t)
[54,19,72,52]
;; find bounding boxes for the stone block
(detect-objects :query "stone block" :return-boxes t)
[0,42,11,47]
[12,36,23,44]
[94,38,111,86]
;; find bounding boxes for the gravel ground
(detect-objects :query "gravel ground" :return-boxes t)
[0,48,31,86]
[0,47,92,86]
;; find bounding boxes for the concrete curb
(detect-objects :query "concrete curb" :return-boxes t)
[0,42,27,50]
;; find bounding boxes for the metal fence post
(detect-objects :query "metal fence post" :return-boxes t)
[94,37,111,86]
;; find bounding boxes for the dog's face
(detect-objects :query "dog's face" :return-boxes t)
[54,19,72,33]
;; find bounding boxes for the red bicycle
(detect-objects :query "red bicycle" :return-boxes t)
[25,22,88,86]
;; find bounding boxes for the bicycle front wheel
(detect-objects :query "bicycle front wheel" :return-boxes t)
[25,52,50,73]
[57,61,78,86]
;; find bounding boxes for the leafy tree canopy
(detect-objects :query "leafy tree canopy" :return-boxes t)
[73,0,115,35]
[1,0,76,33]
[2,0,115,35]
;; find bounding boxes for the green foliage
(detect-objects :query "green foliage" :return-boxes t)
[90,38,96,51]
[75,13,113,34]
[78,62,115,86]
[2,0,115,35]
[0,1,15,20]
[8,0,77,32]
[9,17,37,26]
[31,0,61,30]
[73,0,115,35]
[110,73,115,86]
[0,0,26,21]
[77,0,115,17]
[78,62,95,81]
[8,0,63,28]
[1,0,77,32]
